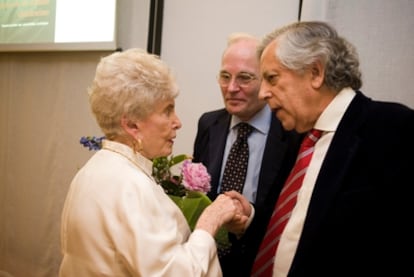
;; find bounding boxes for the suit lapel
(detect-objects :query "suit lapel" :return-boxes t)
[255,116,289,208]
[303,92,369,234]
[207,114,230,198]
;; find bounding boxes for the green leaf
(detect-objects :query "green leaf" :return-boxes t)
[167,192,230,247]
[168,192,211,231]
[169,154,191,167]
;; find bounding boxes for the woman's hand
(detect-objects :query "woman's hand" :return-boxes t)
[224,190,251,217]
[195,194,247,236]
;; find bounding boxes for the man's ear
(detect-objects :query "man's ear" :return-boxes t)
[121,115,139,138]
[310,60,325,89]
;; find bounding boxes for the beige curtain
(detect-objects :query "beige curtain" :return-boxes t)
[0,51,108,276]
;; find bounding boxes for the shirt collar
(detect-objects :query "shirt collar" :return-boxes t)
[230,104,271,135]
[314,87,356,133]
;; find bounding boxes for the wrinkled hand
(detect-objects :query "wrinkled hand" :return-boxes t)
[224,190,251,217]
[195,194,243,236]
[223,190,252,235]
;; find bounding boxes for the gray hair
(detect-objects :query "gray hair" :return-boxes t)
[258,21,362,91]
[88,48,178,138]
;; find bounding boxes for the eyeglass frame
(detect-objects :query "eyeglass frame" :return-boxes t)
[217,71,259,88]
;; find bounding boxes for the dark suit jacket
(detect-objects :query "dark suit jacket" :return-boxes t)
[287,92,414,276]
[192,108,302,276]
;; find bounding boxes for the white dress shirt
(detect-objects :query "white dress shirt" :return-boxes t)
[60,140,222,276]
[273,88,356,276]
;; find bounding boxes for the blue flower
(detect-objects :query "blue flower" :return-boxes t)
[79,136,105,151]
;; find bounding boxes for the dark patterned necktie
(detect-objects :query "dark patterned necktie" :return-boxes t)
[218,122,253,258]
[221,122,253,193]
[251,129,323,276]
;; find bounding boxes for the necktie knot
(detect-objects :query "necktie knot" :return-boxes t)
[302,129,322,148]
[236,122,253,140]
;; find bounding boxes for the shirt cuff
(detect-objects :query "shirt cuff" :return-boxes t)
[245,203,255,229]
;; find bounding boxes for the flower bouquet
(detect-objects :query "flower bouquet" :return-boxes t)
[152,154,211,230]
[152,154,230,248]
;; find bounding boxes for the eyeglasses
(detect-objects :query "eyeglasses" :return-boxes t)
[217,72,258,87]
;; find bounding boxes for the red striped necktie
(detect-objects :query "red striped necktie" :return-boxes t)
[251,129,323,277]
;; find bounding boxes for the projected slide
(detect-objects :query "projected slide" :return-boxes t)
[0,0,56,43]
[0,0,117,51]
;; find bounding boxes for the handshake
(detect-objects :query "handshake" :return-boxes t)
[195,190,253,237]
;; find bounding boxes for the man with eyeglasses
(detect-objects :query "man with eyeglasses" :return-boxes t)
[192,32,302,276]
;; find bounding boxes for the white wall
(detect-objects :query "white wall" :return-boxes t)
[301,0,414,107]
[161,0,300,155]
[117,0,150,50]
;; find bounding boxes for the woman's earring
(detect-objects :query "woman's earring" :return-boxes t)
[133,138,143,153]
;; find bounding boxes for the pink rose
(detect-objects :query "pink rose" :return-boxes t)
[181,160,211,193]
